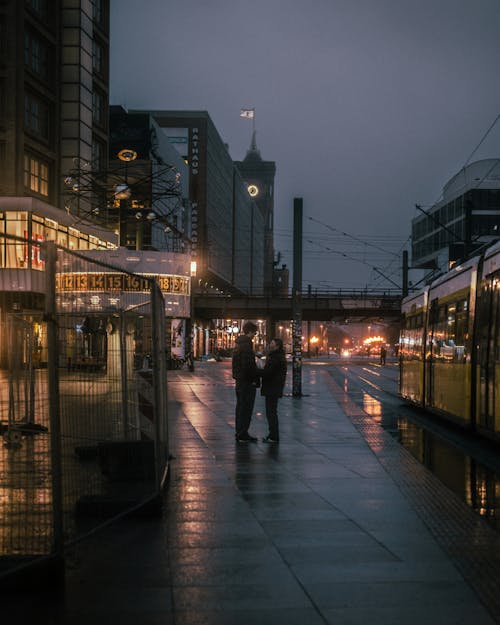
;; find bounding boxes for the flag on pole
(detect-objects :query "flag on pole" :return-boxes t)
[240,108,255,119]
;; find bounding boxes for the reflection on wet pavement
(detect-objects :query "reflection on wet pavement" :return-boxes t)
[327,364,500,532]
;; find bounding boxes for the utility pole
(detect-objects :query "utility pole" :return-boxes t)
[292,198,303,397]
[402,250,409,298]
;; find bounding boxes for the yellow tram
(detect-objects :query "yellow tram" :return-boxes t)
[400,241,500,443]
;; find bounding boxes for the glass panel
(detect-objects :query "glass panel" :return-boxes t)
[5,213,29,269]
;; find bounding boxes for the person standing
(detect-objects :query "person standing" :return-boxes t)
[380,345,387,365]
[232,321,260,442]
[260,338,287,443]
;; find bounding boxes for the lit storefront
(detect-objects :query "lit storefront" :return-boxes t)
[0,199,193,369]
[0,198,116,367]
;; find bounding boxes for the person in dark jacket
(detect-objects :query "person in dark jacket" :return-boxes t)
[260,338,287,443]
[232,321,260,442]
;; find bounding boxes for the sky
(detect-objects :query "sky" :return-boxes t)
[109,0,500,291]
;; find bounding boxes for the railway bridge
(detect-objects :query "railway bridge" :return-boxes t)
[194,289,403,323]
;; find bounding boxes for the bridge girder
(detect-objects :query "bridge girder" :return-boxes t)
[194,294,402,323]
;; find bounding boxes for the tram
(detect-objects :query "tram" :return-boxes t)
[399,240,500,443]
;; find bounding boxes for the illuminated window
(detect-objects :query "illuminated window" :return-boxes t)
[4,212,28,269]
[68,227,79,250]
[24,154,49,197]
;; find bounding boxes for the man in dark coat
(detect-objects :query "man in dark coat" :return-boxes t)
[232,321,260,442]
[260,338,287,443]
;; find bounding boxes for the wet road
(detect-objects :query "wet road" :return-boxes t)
[3,359,500,624]
[311,358,500,533]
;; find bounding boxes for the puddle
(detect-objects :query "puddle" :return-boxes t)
[390,415,500,532]
[331,368,500,532]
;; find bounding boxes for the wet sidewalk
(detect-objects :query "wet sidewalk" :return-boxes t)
[8,361,500,624]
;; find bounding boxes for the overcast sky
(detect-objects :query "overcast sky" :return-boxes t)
[110,0,500,290]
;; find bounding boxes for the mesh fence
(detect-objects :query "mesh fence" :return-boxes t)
[0,239,169,581]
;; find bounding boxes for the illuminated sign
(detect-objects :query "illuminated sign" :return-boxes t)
[56,272,190,295]
[190,127,199,175]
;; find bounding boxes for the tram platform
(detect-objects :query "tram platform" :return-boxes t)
[3,360,500,624]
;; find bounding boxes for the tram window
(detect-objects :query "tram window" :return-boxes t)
[455,299,468,345]
[431,299,469,362]
[401,314,424,360]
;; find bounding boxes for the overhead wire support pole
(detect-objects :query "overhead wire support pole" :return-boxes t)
[292,198,303,398]
[402,250,409,298]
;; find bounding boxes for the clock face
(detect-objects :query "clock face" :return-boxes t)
[248,184,259,197]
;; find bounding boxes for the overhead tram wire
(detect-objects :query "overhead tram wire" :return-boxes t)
[306,215,401,258]
[273,223,408,288]
[462,111,500,169]
[411,113,500,278]
[301,217,407,287]
[305,238,401,289]
[412,110,500,225]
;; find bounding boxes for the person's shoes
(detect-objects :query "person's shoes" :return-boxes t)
[236,434,258,443]
[262,436,279,443]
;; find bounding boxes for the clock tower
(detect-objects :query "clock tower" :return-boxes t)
[235,132,276,294]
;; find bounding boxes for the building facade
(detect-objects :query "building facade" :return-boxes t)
[0,0,110,213]
[0,0,113,316]
[235,132,276,294]
[134,110,267,296]
[0,2,194,365]
[412,159,500,272]
[109,106,190,253]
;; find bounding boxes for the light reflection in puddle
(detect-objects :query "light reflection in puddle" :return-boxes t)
[362,391,382,422]
[357,384,500,532]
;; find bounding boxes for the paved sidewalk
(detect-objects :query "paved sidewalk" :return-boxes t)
[5,361,500,624]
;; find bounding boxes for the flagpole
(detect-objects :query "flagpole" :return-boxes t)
[240,107,256,144]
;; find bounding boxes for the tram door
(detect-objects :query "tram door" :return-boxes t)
[424,299,438,408]
[477,275,500,436]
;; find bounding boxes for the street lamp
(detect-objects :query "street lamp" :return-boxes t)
[226,322,239,347]
[117,148,137,248]
[185,260,197,371]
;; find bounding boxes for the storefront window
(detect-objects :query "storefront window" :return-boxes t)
[68,227,79,250]
[31,215,45,269]
[57,225,68,247]
[4,212,28,269]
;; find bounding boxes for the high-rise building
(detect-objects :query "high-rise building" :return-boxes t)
[0,0,110,212]
[412,159,500,272]
[0,1,114,316]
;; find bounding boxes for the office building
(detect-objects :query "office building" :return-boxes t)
[0,1,114,313]
[132,110,268,295]
[412,159,500,272]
